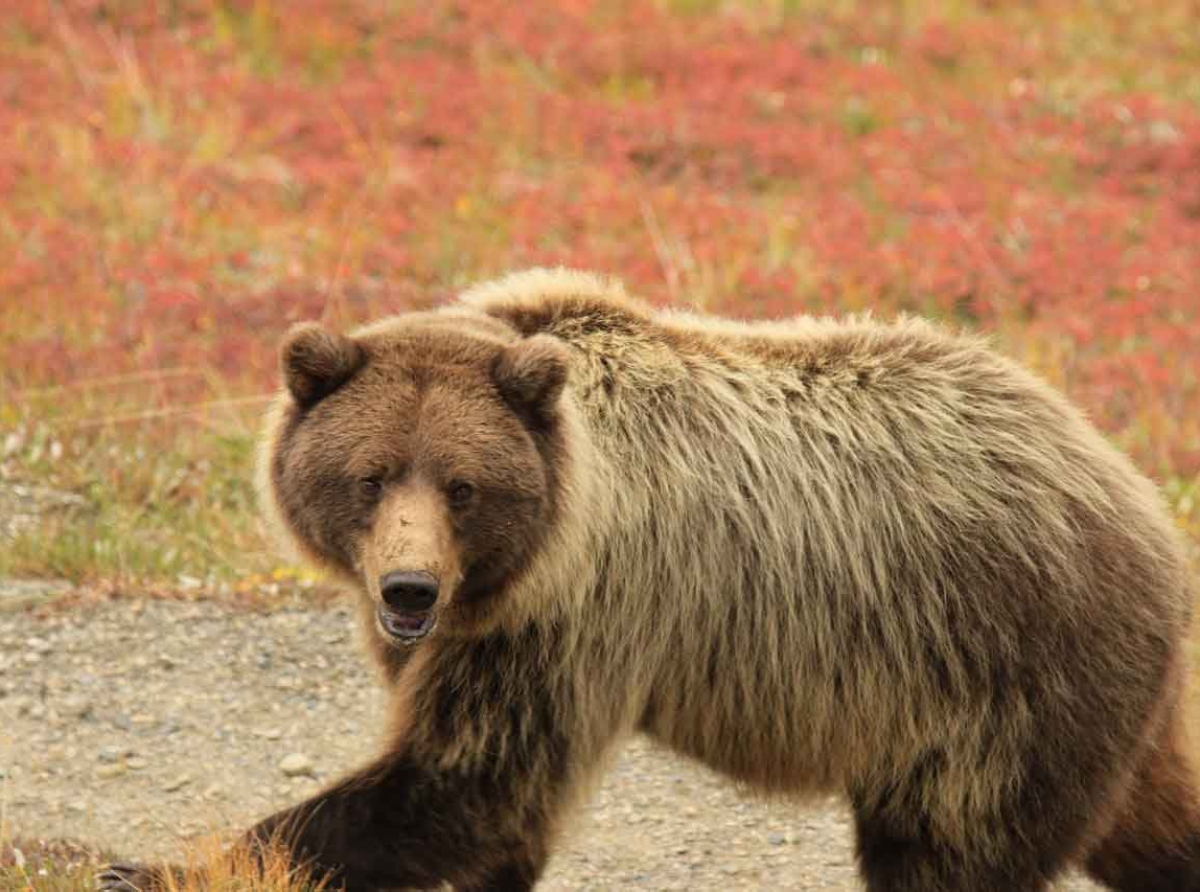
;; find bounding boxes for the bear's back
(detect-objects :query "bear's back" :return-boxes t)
[463,270,1190,805]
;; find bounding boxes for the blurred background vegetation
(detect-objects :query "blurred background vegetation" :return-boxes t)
[1,0,1198,595]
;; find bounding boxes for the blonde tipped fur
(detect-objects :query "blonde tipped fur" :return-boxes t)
[458,269,1195,883]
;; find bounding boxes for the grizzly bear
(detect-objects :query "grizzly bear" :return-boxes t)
[101,269,1198,892]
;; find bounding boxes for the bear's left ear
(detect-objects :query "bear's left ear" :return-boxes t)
[493,335,570,423]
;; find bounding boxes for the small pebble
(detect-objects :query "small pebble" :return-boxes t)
[58,696,88,718]
[279,753,315,777]
[163,774,191,792]
[97,746,124,764]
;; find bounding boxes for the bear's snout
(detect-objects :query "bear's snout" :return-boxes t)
[380,570,439,613]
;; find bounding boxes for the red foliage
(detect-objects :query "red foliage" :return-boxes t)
[0,0,1196,483]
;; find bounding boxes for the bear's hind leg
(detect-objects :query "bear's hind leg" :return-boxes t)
[1084,711,1200,892]
[848,744,1090,892]
[852,805,1052,892]
[458,853,546,892]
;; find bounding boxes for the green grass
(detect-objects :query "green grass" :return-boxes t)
[0,399,284,591]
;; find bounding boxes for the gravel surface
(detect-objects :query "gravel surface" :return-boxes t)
[0,596,1102,890]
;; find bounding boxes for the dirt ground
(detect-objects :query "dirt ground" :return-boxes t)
[0,592,1106,891]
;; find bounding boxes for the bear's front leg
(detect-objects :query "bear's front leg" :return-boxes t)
[98,743,557,892]
[240,746,556,891]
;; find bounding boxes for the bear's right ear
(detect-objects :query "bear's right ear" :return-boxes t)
[493,335,570,424]
[280,322,365,407]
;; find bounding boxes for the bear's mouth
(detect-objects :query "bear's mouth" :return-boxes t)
[376,605,437,644]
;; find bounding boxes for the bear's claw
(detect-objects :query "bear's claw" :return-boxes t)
[95,862,174,892]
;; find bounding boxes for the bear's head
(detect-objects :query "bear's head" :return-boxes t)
[258,311,571,645]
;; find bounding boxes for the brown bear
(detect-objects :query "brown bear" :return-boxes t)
[101,268,1199,892]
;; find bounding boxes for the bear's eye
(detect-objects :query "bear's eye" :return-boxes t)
[447,481,475,509]
[359,476,383,499]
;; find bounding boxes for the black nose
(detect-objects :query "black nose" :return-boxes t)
[379,571,439,613]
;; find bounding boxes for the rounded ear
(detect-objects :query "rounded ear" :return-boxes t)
[492,335,570,422]
[280,322,365,407]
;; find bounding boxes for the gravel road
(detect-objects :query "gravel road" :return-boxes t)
[0,595,1101,890]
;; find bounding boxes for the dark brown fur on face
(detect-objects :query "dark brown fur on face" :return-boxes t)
[270,320,566,645]
[101,269,1200,892]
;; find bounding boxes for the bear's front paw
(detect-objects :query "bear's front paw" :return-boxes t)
[95,861,184,891]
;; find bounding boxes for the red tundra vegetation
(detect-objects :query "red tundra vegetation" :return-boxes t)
[1,0,1198,574]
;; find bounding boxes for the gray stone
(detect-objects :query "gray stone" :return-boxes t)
[279,752,315,777]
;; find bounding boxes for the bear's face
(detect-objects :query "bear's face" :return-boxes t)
[265,314,569,644]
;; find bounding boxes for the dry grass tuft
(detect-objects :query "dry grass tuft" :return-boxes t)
[0,834,326,892]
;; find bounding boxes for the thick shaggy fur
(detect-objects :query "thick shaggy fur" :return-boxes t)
[103,269,1198,892]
